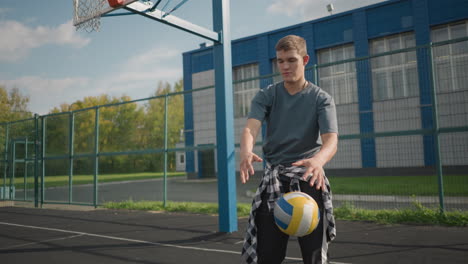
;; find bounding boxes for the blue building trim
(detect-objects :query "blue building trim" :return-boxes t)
[257,35,272,90]
[232,37,258,67]
[182,53,195,173]
[367,0,414,39]
[314,14,354,49]
[413,0,435,166]
[354,10,376,168]
[191,49,214,74]
[428,0,468,26]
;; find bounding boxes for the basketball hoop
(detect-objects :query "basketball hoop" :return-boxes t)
[73,0,107,32]
[73,0,130,32]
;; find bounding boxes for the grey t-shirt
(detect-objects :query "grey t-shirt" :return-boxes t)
[248,81,338,165]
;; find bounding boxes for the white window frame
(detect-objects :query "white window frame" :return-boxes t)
[317,44,358,105]
[431,20,468,93]
[370,32,419,101]
[233,63,259,118]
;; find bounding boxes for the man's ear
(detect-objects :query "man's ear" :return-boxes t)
[303,55,310,65]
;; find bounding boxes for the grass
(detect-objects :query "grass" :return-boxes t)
[102,200,468,227]
[103,199,252,217]
[1,172,186,189]
[328,174,468,196]
[334,201,468,226]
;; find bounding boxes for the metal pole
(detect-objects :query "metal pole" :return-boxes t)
[313,64,319,85]
[24,139,27,201]
[163,94,168,207]
[10,141,15,200]
[41,117,46,206]
[69,112,75,204]
[428,43,445,213]
[213,0,237,233]
[2,124,9,200]
[34,114,39,207]
[93,107,100,207]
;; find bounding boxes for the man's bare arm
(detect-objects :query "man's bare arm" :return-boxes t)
[239,118,263,184]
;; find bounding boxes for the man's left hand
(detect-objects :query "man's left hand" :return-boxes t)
[291,157,326,191]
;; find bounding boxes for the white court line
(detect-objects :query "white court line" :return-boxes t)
[0,221,350,263]
[0,234,84,250]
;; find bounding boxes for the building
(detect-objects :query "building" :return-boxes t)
[182,0,468,178]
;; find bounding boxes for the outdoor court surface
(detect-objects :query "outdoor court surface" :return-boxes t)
[0,205,467,264]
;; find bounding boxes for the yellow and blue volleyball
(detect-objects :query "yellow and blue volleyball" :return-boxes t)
[273,192,320,237]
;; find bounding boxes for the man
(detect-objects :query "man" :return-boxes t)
[240,35,338,264]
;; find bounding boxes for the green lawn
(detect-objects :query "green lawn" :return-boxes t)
[329,174,468,196]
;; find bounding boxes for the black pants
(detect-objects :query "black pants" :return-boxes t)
[255,179,325,264]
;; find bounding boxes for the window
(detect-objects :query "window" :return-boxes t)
[431,20,468,93]
[233,63,259,118]
[370,32,419,101]
[317,44,358,104]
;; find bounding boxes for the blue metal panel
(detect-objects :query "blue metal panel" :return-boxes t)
[183,53,195,173]
[191,49,214,73]
[212,0,237,233]
[413,0,435,166]
[232,38,258,67]
[367,0,413,39]
[314,15,354,49]
[257,35,273,89]
[268,27,302,58]
[301,23,316,65]
[428,0,468,26]
[354,10,376,168]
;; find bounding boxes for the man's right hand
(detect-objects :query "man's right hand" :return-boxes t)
[239,152,263,184]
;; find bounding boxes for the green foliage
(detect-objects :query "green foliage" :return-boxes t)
[0,86,31,123]
[38,80,184,174]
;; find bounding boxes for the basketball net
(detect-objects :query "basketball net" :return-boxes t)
[73,0,108,32]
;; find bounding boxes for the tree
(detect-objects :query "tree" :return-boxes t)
[142,80,184,171]
[0,86,31,123]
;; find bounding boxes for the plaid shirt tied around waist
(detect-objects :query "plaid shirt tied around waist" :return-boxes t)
[241,163,336,264]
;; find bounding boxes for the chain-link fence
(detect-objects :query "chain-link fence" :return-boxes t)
[1,37,467,212]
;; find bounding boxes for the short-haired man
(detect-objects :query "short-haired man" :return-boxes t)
[240,35,338,264]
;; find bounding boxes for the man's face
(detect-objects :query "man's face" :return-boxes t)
[276,49,309,83]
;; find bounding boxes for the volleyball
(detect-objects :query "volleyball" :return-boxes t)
[273,191,320,237]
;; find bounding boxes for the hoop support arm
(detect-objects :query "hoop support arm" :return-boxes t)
[125,1,220,43]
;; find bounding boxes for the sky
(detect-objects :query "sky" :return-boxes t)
[0,0,388,115]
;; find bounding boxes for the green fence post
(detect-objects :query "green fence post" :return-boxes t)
[69,112,75,204]
[163,94,168,207]
[24,139,28,201]
[10,141,15,200]
[93,107,100,208]
[428,43,445,213]
[2,124,9,200]
[34,114,39,207]
[313,64,319,85]
[41,117,46,206]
